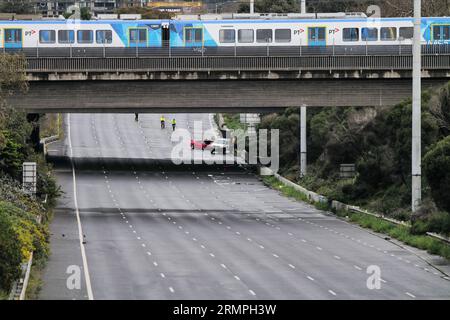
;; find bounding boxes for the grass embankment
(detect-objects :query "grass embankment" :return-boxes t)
[40,113,63,140]
[221,113,247,131]
[262,175,450,260]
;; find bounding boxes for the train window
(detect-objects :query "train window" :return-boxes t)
[238,29,254,43]
[433,25,450,41]
[219,29,235,43]
[129,29,147,43]
[361,28,378,41]
[256,29,272,43]
[39,30,55,44]
[343,28,359,42]
[96,30,113,44]
[77,30,93,44]
[4,29,22,43]
[380,27,397,41]
[58,30,75,44]
[275,29,291,43]
[399,27,414,40]
[185,28,202,43]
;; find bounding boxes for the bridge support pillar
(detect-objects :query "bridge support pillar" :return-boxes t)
[26,113,41,152]
[300,105,307,178]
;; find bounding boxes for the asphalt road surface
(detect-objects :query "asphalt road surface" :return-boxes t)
[39,113,450,300]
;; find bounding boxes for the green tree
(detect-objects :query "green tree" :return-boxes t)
[238,0,298,13]
[80,7,92,20]
[423,136,450,213]
[0,1,33,14]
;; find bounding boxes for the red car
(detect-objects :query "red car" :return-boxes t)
[190,139,213,151]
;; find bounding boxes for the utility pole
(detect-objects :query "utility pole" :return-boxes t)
[299,1,307,178]
[301,0,306,14]
[300,105,307,177]
[412,0,422,213]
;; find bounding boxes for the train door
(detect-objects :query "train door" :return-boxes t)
[162,23,170,47]
[432,25,450,43]
[4,28,23,49]
[308,27,326,46]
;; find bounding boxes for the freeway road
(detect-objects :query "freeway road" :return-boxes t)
[39,113,450,300]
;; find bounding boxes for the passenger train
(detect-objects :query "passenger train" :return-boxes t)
[0,14,449,50]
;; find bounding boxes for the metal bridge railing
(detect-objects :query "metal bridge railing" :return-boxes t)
[24,54,450,73]
[3,43,450,59]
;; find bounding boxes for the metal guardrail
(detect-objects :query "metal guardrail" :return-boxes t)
[25,54,450,73]
[5,43,450,58]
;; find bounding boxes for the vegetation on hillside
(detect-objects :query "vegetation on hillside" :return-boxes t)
[257,82,450,236]
[0,54,59,298]
[238,0,450,16]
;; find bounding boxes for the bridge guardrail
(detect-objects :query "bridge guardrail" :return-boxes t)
[4,43,450,58]
[24,54,450,73]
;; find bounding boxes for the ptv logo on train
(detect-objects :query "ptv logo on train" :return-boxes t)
[293,28,305,35]
[329,28,340,34]
[25,30,37,37]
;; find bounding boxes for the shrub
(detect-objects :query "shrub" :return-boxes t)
[423,135,450,213]
[0,201,49,292]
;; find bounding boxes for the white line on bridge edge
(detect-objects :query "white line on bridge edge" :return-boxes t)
[68,114,94,300]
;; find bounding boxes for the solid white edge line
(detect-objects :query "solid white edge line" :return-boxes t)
[68,114,94,300]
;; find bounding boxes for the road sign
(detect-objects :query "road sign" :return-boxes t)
[22,162,37,195]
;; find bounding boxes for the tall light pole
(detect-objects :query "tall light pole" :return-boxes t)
[412,0,422,213]
[299,1,307,178]
[301,0,306,14]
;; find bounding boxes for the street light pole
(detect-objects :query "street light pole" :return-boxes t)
[412,0,422,213]
[301,0,306,14]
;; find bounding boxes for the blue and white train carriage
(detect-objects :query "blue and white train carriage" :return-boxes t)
[0,14,449,51]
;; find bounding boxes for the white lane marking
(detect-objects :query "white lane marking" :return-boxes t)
[333,255,341,260]
[234,275,241,281]
[316,246,322,251]
[354,265,362,271]
[153,262,158,267]
[160,273,165,278]
[209,253,215,258]
[307,276,315,281]
[200,245,206,249]
[259,245,265,249]
[405,292,416,298]
[328,290,337,296]
[68,114,94,301]
[220,264,227,269]
[142,244,146,248]
[272,254,279,258]
[169,287,175,293]
[147,252,152,256]
[249,290,256,296]
[288,264,296,269]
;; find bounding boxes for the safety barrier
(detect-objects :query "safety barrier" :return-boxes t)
[24,54,450,73]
